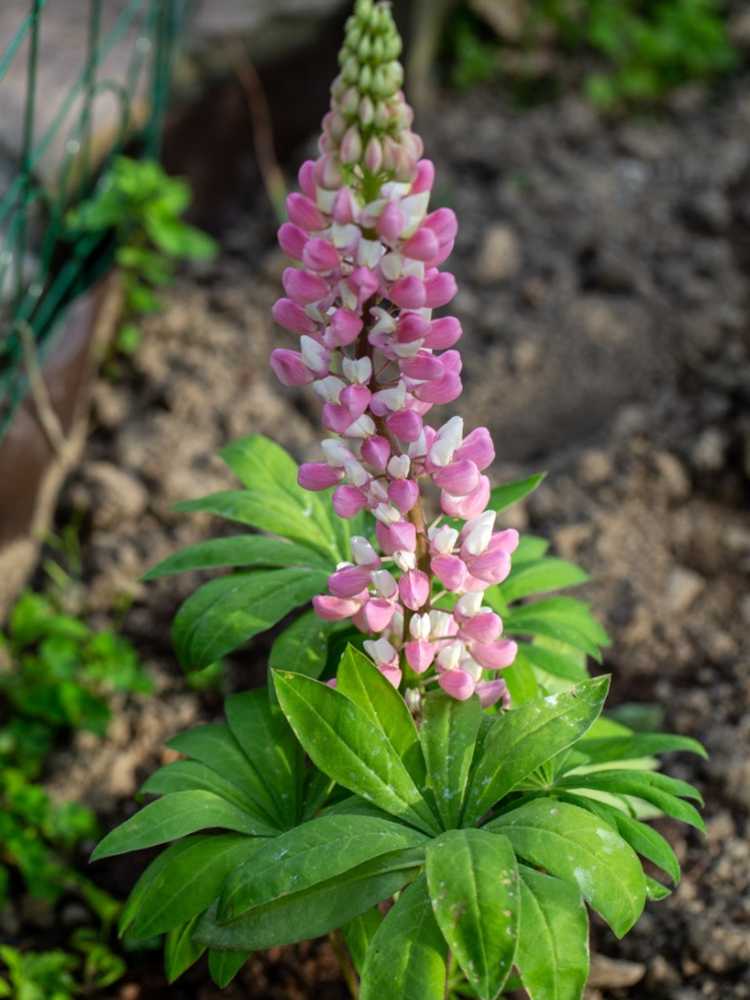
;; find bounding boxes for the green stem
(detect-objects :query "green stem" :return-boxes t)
[330,929,359,999]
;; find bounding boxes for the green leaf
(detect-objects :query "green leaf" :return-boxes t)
[208,949,249,988]
[92,791,273,860]
[557,771,704,831]
[167,724,280,827]
[463,677,610,826]
[172,568,328,671]
[516,866,589,1000]
[269,611,339,684]
[426,829,518,999]
[225,690,302,828]
[559,794,680,884]
[574,732,708,765]
[195,849,420,950]
[512,535,550,563]
[488,474,546,514]
[274,671,439,835]
[486,798,646,937]
[504,598,610,662]
[143,536,332,580]
[360,876,447,1000]
[517,642,589,683]
[343,907,383,975]
[420,692,481,830]
[215,435,342,558]
[500,559,589,604]
[140,760,261,815]
[164,915,205,983]
[502,648,541,706]
[337,646,425,785]
[121,834,261,940]
[646,877,671,901]
[218,813,426,922]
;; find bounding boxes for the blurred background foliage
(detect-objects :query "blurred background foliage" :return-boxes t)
[442,0,737,106]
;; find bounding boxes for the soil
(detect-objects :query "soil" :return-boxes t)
[15,67,750,999]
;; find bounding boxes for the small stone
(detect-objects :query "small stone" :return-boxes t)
[476,224,522,284]
[653,450,690,500]
[666,566,705,613]
[681,190,731,235]
[470,0,527,40]
[513,339,541,373]
[588,954,646,989]
[730,9,750,48]
[82,462,149,529]
[725,758,750,811]
[691,427,727,472]
[579,448,612,486]
[648,955,681,988]
[60,902,90,927]
[554,523,592,559]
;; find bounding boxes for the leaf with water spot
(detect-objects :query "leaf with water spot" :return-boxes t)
[420,692,481,830]
[274,671,439,835]
[360,875,447,1000]
[463,677,609,826]
[217,813,427,923]
[426,829,518,999]
[172,568,328,672]
[486,798,646,938]
[516,866,589,1000]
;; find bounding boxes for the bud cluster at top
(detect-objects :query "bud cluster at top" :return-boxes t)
[269,0,519,708]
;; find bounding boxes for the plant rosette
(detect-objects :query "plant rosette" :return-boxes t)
[93,2,706,996]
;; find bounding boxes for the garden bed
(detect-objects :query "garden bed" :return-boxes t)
[14,69,750,998]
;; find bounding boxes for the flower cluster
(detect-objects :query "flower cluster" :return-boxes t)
[270,0,518,705]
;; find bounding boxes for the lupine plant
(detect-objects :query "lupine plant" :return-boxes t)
[93,2,705,995]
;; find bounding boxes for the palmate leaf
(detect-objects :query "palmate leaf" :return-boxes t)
[220,435,343,560]
[556,770,705,831]
[167,724,281,828]
[516,866,589,1000]
[360,876,447,1000]
[143,535,332,581]
[217,813,427,923]
[91,790,274,860]
[274,671,439,835]
[419,692,481,829]
[558,793,681,884]
[426,829,518,999]
[337,646,425,785]
[140,759,263,816]
[269,611,341,684]
[504,597,610,663]
[486,798,646,938]
[225,690,302,828]
[501,647,541,706]
[120,833,261,940]
[573,732,708,766]
[172,567,328,671]
[195,849,421,951]
[462,677,610,826]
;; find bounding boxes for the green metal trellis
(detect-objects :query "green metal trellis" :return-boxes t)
[0,0,187,441]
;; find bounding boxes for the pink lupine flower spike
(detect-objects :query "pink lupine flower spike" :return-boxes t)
[270,0,519,708]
